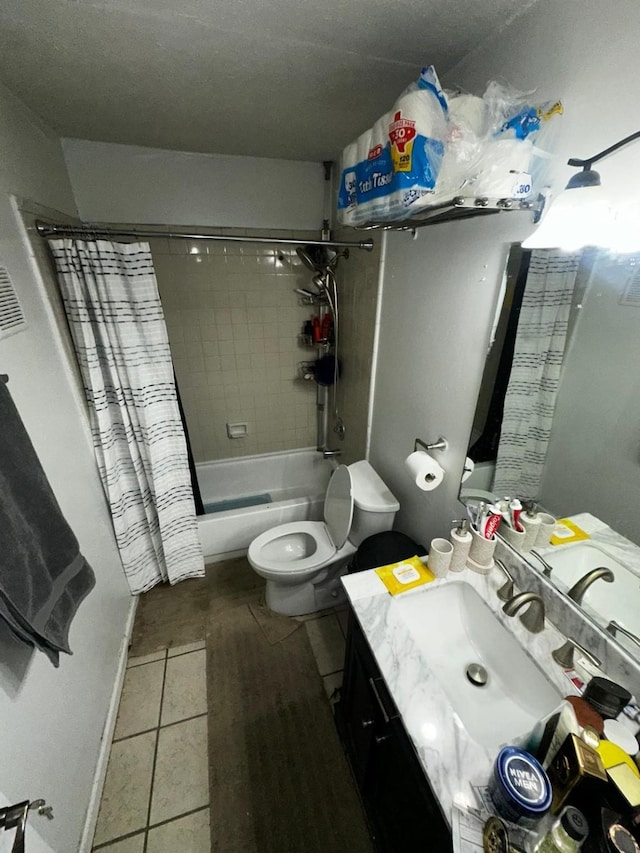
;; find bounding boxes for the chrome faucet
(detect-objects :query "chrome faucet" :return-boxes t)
[321,448,342,459]
[607,620,640,650]
[503,591,546,633]
[552,636,601,669]
[494,559,515,602]
[567,567,614,606]
[530,550,555,578]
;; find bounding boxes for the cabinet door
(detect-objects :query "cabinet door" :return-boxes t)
[338,611,452,853]
[369,717,452,853]
[339,613,385,786]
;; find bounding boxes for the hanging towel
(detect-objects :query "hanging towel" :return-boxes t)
[0,381,95,666]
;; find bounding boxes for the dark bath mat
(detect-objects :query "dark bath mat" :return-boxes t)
[248,599,301,645]
[206,603,372,853]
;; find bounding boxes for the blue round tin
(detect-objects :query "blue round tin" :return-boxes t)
[488,746,552,824]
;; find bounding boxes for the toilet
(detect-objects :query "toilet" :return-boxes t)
[248,460,399,616]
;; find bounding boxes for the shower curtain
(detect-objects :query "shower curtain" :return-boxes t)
[48,238,204,593]
[492,249,580,500]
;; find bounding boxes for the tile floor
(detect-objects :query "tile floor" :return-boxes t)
[92,581,348,852]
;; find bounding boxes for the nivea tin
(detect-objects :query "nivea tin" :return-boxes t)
[488,746,552,824]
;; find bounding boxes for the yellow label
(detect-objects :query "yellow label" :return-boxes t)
[390,141,414,173]
[375,556,435,595]
[550,518,590,546]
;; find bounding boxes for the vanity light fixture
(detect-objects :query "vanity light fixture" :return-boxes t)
[522,130,640,252]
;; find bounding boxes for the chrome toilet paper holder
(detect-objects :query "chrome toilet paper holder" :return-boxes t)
[414,436,448,453]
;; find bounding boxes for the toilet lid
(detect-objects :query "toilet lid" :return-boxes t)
[324,465,353,550]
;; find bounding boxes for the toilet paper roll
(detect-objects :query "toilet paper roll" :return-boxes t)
[404,450,445,492]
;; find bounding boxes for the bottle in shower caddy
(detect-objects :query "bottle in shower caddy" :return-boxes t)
[321,313,333,341]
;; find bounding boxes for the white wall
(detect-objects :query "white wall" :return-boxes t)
[369,0,640,547]
[62,138,326,230]
[0,83,133,852]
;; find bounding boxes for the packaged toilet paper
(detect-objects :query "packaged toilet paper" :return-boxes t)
[337,70,563,226]
[337,66,449,225]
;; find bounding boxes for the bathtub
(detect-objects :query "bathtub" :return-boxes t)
[196,448,333,562]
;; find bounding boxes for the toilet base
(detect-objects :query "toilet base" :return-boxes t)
[264,558,351,617]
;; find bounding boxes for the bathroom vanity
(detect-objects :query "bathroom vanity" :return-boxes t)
[335,554,640,853]
[338,607,451,851]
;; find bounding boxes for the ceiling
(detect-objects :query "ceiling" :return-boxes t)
[0,0,539,162]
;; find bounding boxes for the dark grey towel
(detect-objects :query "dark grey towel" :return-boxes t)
[0,381,95,666]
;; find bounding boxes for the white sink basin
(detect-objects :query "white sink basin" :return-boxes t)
[539,542,640,638]
[389,582,560,749]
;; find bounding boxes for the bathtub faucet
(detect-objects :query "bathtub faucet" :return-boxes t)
[321,449,342,459]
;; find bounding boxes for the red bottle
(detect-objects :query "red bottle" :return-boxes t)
[312,316,321,342]
[321,314,333,341]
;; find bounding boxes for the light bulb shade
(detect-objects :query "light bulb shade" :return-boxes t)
[522,184,615,252]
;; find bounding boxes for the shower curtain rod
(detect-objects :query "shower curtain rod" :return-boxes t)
[35,220,375,251]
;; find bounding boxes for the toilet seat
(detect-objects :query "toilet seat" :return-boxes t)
[247,465,354,576]
[248,520,336,575]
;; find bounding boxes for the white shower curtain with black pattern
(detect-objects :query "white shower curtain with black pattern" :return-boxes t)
[49,238,204,594]
[492,249,581,500]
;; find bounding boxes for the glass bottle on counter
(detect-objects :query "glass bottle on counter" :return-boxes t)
[534,806,589,853]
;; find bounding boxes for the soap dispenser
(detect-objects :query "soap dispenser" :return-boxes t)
[449,518,472,572]
[520,501,541,552]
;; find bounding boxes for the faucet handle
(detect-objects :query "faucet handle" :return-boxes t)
[552,637,601,669]
[530,550,555,577]
[494,559,515,602]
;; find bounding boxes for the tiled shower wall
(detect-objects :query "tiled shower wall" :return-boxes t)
[146,227,322,462]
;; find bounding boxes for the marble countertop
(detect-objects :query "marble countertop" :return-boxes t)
[342,565,580,826]
[537,512,640,580]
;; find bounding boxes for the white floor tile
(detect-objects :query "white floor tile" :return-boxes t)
[150,716,209,824]
[127,649,166,668]
[92,832,145,852]
[93,732,156,846]
[168,640,205,657]
[305,614,346,676]
[147,808,210,853]
[114,660,164,739]
[161,649,207,725]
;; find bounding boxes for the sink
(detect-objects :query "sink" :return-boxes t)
[539,542,640,637]
[389,582,560,749]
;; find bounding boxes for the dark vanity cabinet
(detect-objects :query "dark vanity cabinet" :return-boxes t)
[335,611,452,853]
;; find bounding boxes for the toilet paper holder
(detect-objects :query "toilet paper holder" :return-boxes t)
[414,436,448,454]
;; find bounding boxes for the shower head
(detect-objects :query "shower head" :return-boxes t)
[312,273,327,291]
[296,244,332,273]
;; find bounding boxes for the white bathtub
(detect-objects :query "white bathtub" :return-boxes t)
[196,448,332,562]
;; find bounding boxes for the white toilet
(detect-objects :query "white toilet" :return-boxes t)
[248,460,399,616]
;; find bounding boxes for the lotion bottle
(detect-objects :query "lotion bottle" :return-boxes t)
[520,501,541,552]
[449,518,472,572]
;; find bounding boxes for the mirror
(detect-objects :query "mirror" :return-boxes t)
[460,244,640,658]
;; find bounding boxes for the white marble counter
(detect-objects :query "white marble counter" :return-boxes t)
[342,565,580,826]
[538,512,640,583]
[534,512,640,657]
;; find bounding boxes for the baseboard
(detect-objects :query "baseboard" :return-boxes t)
[204,547,248,564]
[78,595,139,853]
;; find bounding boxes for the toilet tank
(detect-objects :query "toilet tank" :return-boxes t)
[347,460,400,547]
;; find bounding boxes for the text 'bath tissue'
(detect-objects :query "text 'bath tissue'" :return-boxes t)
[404,450,445,492]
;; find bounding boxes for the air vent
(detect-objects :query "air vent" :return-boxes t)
[620,265,640,307]
[0,261,26,338]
